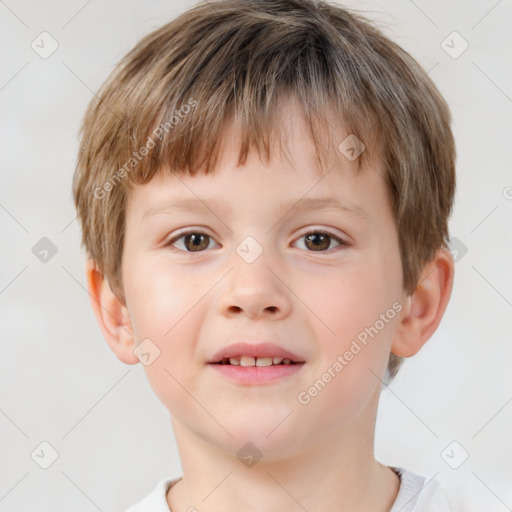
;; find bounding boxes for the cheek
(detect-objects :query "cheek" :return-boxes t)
[308,261,394,341]
[125,256,203,340]
[124,260,206,405]
[301,255,399,395]
[296,271,398,428]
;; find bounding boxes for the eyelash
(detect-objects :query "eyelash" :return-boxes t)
[164,228,349,253]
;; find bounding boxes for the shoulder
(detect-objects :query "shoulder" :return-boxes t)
[124,476,181,512]
[390,467,499,512]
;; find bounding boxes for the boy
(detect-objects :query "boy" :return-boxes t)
[72,0,463,510]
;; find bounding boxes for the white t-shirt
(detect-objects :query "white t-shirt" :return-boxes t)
[125,467,472,511]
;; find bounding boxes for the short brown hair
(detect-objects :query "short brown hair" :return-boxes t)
[72,0,456,380]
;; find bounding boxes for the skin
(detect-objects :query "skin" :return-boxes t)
[86,99,454,512]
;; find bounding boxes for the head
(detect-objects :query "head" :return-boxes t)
[73,0,455,456]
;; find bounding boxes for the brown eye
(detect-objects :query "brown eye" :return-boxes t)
[182,233,210,252]
[167,231,216,252]
[304,233,331,251]
[296,230,346,252]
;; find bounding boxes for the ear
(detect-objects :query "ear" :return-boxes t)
[391,247,455,358]
[85,258,139,365]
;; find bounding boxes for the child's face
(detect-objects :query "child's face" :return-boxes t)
[121,101,407,457]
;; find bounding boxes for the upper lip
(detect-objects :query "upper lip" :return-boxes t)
[208,342,305,363]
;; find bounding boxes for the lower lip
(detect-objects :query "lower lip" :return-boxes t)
[208,363,305,384]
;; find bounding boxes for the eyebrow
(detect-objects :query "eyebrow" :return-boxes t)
[141,196,369,223]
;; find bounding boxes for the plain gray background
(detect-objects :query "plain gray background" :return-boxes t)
[1,0,511,510]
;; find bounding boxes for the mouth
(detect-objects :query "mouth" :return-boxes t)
[208,355,305,385]
[208,341,305,367]
[212,356,302,366]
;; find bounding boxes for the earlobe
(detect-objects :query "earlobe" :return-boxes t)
[391,247,455,358]
[85,259,139,365]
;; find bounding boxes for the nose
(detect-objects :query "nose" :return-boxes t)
[217,249,292,320]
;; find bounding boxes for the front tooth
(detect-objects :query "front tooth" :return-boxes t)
[229,358,240,365]
[255,357,273,367]
[272,357,283,365]
[240,356,256,366]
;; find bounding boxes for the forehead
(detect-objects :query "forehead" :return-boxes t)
[127,114,388,233]
[208,97,378,182]
[124,96,387,225]
[123,93,381,196]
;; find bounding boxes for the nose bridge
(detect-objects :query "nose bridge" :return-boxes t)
[217,234,291,319]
